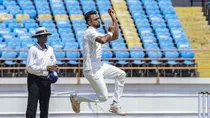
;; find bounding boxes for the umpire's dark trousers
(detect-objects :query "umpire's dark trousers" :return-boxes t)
[26,73,51,118]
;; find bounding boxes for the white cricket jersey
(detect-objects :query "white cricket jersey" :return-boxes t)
[83,26,104,73]
[26,43,56,76]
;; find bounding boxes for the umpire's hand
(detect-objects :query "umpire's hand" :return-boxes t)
[47,65,58,71]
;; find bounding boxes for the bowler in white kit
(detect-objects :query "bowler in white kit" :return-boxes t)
[70,9,126,116]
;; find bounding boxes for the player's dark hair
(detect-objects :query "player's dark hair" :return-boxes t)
[85,10,97,23]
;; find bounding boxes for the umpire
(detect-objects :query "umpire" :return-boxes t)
[26,27,58,118]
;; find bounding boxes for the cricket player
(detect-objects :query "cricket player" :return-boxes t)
[70,9,126,116]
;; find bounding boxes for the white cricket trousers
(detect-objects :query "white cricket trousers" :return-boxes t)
[77,63,126,103]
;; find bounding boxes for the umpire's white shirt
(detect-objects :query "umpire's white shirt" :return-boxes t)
[83,26,104,73]
[26,43,56,76]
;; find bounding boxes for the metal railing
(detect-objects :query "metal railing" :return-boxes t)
[0,49,209,79]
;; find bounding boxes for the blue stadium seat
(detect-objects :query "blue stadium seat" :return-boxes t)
[58,28,72,34]
[141,37,156,44]
[21,40,34,49]
[102,51,113,64]
[0,42,7,50]
[177,42,195,65]
[57,23,71,29]
[102,43,110,49]
[7,41,21,49]
[22,19,35,25]
[130,47,145,65]
[66,52,80,65]
[2,51,17,65]
[0,37,3,42]
[48,33,60,39]
[18,33,31,39]
[60,32,74,38]
[9,10,22,17]
[64,42,79,49]
[39,20,53,25]
[48,37,61,43]
[41,22,56,28]
[111,42,126,49]
[110,38,124,43]
[56,19,70,24]
[54,51,66,65]
[148,52,162,65]
[62,36,76,42]
[4,19,17,27]
[18,52,27,65]
[0,28,10,37]
[144,43,162,64]
[51,41,64,49]
[3,1,16,7]
[46,28,58,34]
[68,10,83,15]
[2,34,14,42]
[8,23,22,31]
[24,23,39,31]
[115,51,130,65]
[24,10,36,18]
[37,9,51,15]
[52,10,67,16]
[165,51,179,65]
[0,23,6,29]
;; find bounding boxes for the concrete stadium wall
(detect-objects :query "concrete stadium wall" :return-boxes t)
[0,77,210,117]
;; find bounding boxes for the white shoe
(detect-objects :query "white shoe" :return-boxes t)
[109,102,126,116]
[70,93,80,113]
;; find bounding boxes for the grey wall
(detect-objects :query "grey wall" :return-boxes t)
[172,0,202,6]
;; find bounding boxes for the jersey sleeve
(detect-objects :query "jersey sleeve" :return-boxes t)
[87,28,103,43]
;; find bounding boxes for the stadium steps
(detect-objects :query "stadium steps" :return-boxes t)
[0,77,210,118]
[175,7,210,77]
[110,0,142,48]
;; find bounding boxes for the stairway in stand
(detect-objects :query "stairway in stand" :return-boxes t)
[175,7,210,77]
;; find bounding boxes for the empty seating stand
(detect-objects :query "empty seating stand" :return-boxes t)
[0,0,197,77]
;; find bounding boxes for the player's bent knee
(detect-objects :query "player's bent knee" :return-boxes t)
[119,71,126,80]
[98,94,108,102]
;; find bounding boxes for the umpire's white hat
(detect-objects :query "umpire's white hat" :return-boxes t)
[32,27,52,38]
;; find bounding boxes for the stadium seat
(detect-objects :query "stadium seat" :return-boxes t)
[38,14,52,20]
[22,19,35,26]
[64,42,79,49]
[18,52,27,65]
[70,15,84,20]
[115,51,130,65]
[55,15,68,20]
[24,23,38,31]
[1,51,17,65]
[102,51,113,64]
[0,14,13,22]
[8,23,22,31]
[16,14,30,23]
[4,19,17,27]
[54,51,66,65]
[51,41,64,49]
[66,52,80,65]
[23,10,36,18]
[130,47,145,65]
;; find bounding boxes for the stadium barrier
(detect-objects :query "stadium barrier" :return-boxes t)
[0,48,209,79]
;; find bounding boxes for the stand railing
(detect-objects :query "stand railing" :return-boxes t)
[0,49,209,79]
